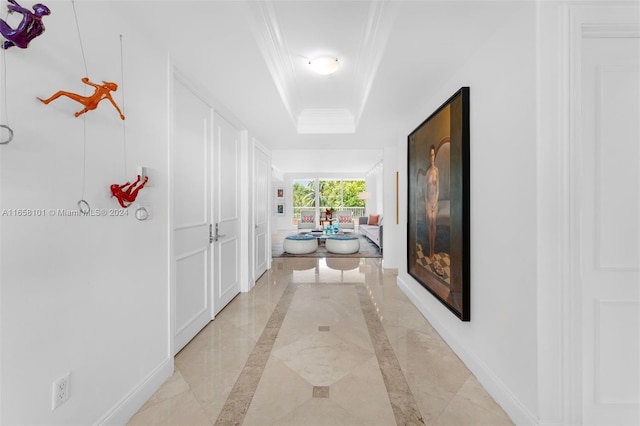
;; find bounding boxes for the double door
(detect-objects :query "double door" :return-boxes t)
[172,75,241,354]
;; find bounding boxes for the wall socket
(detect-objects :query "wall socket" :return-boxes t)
[51,372,70,410]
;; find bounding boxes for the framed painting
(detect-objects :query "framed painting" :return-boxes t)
[275,203,285,216]
[275,187,285,200]
[407,87,470,321]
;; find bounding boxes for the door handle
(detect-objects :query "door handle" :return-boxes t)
[214,223,226,242]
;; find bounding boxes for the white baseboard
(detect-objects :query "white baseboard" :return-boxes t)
[96,357,173,425]
[397,277,538,425]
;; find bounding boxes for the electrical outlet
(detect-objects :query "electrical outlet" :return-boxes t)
[51,373,70,410]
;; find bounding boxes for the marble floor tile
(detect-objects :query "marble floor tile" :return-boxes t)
[272,331,375,386]
[330,355,397,425]
[266,397,367,426]
[137,369,190,413]
[242,357,313,425]
[128,257,513,426]
[128,389,211,426]
[437,380,515,426]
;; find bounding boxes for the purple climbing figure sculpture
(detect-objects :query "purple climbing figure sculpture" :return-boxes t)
[0,0,50,49]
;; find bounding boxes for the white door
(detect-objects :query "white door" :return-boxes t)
[578,16,639,424]
[172,77,214,354]
[254,143,270,279]
[212,112,241,314]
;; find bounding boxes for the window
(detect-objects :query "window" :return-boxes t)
[292,179,315,224]
[291,178,365,225]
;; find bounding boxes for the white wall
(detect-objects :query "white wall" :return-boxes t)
[272,176,290,230]
[381,146,400,269]
[364,163,383,217]
[536,2,567,423]
[1,2,171,424]
[396,4,538,424]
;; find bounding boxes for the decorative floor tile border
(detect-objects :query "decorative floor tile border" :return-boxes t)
[213,283,297,425]
[355,283,425,425]
[214,281,424,425]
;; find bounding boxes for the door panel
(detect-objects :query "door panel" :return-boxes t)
[213,112,241,314]
[175,249,207,332]
[219,238,239,296]
[172,78,213,354]
[580,30,639,424]
[254,145,270,279]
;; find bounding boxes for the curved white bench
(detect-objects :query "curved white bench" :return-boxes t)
[325,235,360,255]
[283,234,317,255]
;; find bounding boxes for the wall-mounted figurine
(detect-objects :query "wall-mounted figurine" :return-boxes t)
[38,77,125,120]
[0,0,50,49]
[110,175,148,208]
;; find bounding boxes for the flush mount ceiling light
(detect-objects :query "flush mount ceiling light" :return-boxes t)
[308,56,340,75]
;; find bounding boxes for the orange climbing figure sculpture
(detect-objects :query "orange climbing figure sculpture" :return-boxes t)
[38,77,125,120]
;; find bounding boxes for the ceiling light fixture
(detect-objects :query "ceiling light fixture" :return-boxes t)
[308,56,340,75]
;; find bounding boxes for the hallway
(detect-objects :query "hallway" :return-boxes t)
[128,258,512,425]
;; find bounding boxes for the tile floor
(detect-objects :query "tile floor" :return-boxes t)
[128,257,513,425]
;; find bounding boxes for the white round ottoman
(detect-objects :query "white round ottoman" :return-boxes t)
[325,235,360,255]
[283,234,317,254]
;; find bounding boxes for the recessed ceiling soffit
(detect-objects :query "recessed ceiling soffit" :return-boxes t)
[248,1,395,135]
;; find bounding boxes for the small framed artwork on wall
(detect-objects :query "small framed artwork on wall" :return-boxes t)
[276,203,285,216]
[275,187,285,200]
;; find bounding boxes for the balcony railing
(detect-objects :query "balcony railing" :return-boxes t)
[292,206,366,223]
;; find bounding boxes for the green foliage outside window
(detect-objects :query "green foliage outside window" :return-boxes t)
[342,180,366,207]
[291,179,366,222]
[319,180,340,208]
[292,180,315,207]
[292,179,365,209]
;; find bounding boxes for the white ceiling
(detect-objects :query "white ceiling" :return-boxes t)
[121,1,522,173]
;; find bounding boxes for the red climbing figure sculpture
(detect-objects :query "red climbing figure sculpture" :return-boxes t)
[38,77,125,120]
[0,0,50,49]
[110,175,148,208]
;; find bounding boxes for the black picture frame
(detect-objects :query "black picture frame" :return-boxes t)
[407,87,470,321]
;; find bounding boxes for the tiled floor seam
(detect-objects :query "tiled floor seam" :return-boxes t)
[355,281,426,425]
[213,283,297,425]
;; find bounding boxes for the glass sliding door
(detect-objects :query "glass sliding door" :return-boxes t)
[291,178,366,226]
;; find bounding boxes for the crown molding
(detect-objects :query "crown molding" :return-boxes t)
[247,1,300,128]
[351,1,396,128]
